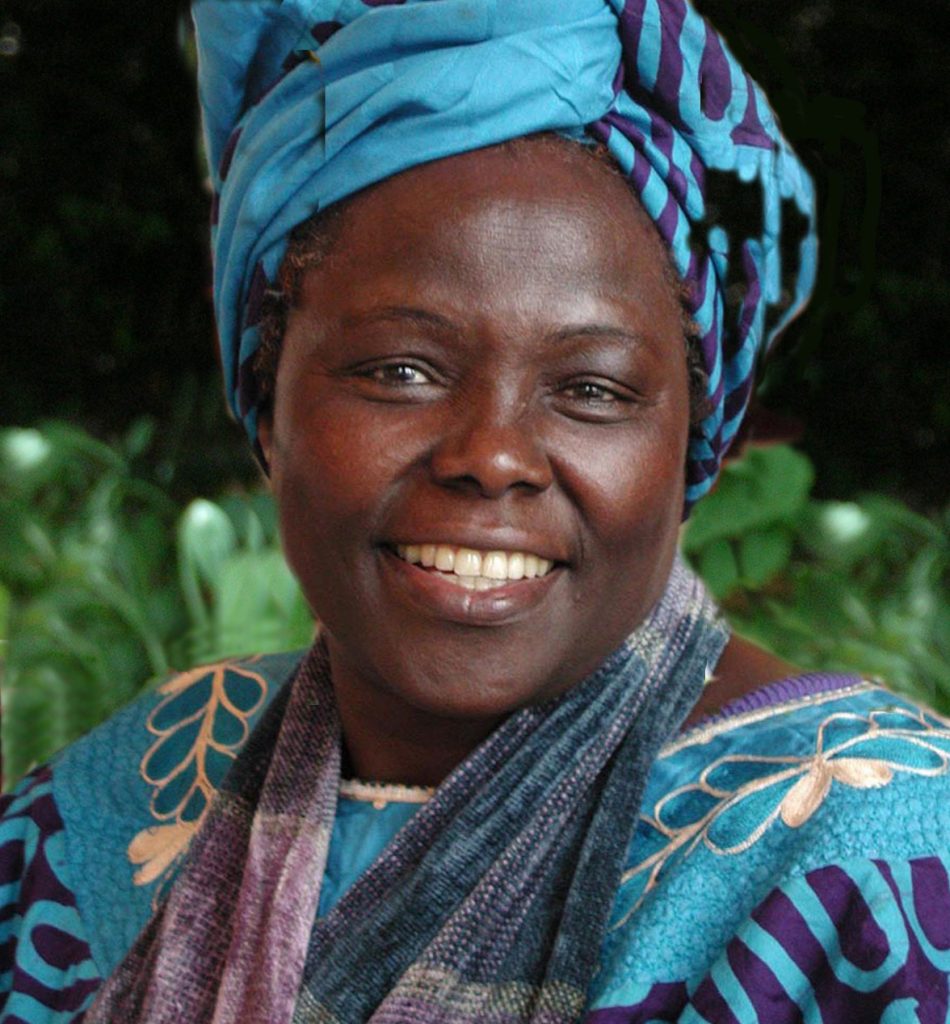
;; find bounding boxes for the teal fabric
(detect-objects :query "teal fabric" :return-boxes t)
[4,670,950,1022]
[588,680,950,1011]
[319,799,421,917]
[52,651,298,977]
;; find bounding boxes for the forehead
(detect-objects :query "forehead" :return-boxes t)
[309,140,675,306]
[290,140,683,356]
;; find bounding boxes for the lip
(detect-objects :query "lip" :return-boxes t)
[379,546,563,627]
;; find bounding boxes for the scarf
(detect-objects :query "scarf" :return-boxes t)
[85,558,727,1022]
[194,0,817,506]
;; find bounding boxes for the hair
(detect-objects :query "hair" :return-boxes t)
[255,134,711,431]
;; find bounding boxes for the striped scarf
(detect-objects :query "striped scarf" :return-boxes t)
[86,558,727,1023]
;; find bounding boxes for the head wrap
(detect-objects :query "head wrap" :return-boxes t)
[196,0,817,504]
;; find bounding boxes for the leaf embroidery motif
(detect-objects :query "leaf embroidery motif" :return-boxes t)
[779,759,831,828]
[128,659,268,891]
[613,701,950,928]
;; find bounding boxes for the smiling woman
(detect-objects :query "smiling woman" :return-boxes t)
[261,143,693,777]
[2,2,950,1023]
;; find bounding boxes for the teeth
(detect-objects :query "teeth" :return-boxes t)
[454,548,481,577]
[482,551,507,580]
[394,544,556,584]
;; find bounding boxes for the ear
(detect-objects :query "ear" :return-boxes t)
[257,409,275,475]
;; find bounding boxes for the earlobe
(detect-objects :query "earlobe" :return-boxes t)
[257,411,275,472]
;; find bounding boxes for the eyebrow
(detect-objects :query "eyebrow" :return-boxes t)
[544,324,647,348]
[340,307,647,349]
[340,306,458,333]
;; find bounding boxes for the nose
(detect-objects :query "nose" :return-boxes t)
[429,390,553,499]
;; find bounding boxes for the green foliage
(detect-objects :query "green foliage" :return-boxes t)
[0,422,312,786]
[2,426,947,788]
[683,446,950,713]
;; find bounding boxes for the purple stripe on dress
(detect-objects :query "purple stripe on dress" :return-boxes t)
[723,375,753,424]
[699,22,731,121]
[656,193,680,248]
[910,857,950,951]
[0,839,24,886]
[617,0,648,70]
[33,923,93,972]
[587,118,612,148]
[690,974,742,1024]
[735,241,762,348]
[730,73,773,150]
[875,860,950,1024]
[584,980,688,1022]
[686,673,866,733]
[755,868,950,1024]
[12,966,101,1014]
[653,0,688,131]
[806,864,889,971]
[726,938,803,1023]
[647,109,689,214]
[603,111,652,196]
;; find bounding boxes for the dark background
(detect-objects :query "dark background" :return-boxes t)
[1,0,948,508]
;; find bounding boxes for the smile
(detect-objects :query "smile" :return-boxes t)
[394,544,555,591]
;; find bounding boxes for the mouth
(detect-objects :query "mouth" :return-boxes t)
[380,542,563,626]
[393,543,555,590]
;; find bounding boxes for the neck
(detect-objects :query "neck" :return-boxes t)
[327,641,504,788]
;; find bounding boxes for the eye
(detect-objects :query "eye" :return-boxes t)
[363,362,433,386]
[563,381,620,404]
[553,377,637,423]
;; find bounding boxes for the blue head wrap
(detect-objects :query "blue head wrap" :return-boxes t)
[195,0,817,505]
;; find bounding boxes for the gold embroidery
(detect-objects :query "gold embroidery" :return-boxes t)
[128,659,268,891]
[663,681,875,756]
[614,703,950,927]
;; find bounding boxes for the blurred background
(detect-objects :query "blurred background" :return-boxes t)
[1,0,948,785]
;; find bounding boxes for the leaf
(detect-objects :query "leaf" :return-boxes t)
[683,445,814,551]
[780,761,832,828]
[829,758,894,789]
[128,821,198,885]
[738,527,793,589]
[696,538,741,600]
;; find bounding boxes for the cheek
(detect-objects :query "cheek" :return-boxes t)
[556,418,687,557]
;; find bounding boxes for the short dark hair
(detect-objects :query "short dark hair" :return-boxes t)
[255,134,711,431]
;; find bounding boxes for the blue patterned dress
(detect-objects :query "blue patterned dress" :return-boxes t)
[2,654,949,1022]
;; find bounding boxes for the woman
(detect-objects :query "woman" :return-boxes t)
[2,2,949,1021]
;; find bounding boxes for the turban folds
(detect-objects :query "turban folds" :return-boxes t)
[195,0,817,505]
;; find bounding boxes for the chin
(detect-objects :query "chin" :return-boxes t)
[389,667,553,722]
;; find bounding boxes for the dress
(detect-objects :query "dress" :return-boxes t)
[2,652,949,1023]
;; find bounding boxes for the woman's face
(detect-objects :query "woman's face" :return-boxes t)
[261,142,689,721]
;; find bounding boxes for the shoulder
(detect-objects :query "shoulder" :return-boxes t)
[632,674,950,915]
[4,651,300,993]
[591,675,950,1018]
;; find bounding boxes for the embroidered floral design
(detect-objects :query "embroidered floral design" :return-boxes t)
[128,659,268,891]
[613,704,950,926]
